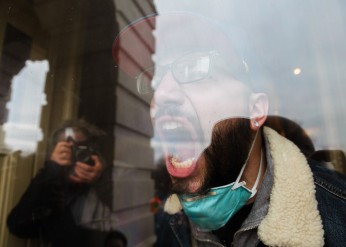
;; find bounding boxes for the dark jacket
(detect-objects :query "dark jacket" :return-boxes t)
[7,161,111,247]
[311,160,346,247]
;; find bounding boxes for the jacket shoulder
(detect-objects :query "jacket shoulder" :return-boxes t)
[308,159,346,245]
[309,159,346,200]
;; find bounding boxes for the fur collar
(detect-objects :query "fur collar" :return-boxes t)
[257,127,324,246]
[164,127,324,247]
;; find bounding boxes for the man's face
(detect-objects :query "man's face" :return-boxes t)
[150,50,255,194]
[113,14,269,195]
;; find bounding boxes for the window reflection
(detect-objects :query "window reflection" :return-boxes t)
[0,1,345,247]
[3,60,49,154]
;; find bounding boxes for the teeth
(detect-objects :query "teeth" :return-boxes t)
[171,157,195,168]
[162,121,182,130]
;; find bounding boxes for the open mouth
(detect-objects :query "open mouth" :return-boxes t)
[155,116,203,178]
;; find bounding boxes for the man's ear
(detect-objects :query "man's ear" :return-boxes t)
[248,93,269,130]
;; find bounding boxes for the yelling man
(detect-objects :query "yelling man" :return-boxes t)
[113,11,346,247]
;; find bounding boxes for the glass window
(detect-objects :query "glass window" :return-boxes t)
[1,1,345,247]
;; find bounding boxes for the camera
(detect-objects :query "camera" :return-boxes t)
[66,133,95,166]
[72,144,95,166]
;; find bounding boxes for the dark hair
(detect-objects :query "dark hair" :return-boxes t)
[48,119,106,155]
[264,115,315,157]
[104,230,127,247]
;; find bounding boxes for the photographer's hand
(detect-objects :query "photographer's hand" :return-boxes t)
[50,141,73,166]
[69,155,103,184]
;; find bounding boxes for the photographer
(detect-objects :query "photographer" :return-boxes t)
[7,119,112,247]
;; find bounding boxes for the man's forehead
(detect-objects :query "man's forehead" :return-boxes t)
[113,13,242,78]
[154,15,216,47]
[154,16,238,59]
[153,46,211,64]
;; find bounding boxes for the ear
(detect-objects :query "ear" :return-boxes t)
[248,93,269,131]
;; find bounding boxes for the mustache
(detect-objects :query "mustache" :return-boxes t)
[153,105,191,120]
[153,105,205,139]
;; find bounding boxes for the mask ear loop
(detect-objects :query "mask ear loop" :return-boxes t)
[232,130,259,190]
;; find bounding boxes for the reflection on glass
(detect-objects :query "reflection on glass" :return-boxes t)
[4,60,49,154]
[1,1,346,246]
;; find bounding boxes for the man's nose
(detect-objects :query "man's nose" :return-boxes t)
[154,71,185,106]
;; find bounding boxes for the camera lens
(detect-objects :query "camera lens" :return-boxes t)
[75,146,95,166]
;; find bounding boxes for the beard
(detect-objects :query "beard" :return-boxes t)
[171,118,255,194]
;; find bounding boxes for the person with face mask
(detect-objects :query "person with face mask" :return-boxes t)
[112,8,346,247]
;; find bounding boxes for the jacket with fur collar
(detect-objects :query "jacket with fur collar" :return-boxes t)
[164,127,346,247]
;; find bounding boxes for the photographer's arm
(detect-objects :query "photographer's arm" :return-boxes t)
[50,140,103,184]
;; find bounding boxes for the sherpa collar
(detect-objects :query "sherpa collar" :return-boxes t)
[164,127,324,247]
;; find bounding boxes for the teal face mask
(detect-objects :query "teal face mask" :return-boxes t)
[178,133,263,231]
